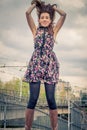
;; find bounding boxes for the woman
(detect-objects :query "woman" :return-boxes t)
[24,0,66,130]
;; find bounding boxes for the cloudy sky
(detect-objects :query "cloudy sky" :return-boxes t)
[0,0,87,88]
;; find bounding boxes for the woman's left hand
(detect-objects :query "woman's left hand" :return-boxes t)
[52,4,57,10]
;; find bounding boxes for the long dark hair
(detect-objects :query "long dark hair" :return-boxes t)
[35,1,56,35]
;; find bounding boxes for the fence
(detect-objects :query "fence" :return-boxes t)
[69,101,87,130]
[0,89,68,130]
[0,102,68,130]
[0,89,87,130]
[0,103,50,129]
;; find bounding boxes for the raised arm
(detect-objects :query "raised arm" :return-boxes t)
[26,4,37,36]
[53,5,67,38]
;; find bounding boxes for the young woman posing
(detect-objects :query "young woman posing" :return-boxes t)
[24,0,66,130]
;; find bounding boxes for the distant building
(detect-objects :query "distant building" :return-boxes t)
[55,79,71,101]
[56,79,71,92]
[80,89,87,105]
[72,86,87,98]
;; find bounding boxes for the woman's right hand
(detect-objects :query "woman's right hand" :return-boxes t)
[52,4,57,10]
[31,0,41,5]
[31,0,36,5]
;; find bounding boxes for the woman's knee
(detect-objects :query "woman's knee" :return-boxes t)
[47,97,57,109]
[27,96,38,109]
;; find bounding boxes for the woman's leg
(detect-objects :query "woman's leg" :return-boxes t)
[44,82,57,110]
[27,81,41,109]
[44,82,58,130]
[25,81,40,130]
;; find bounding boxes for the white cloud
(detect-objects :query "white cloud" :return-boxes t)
[0,41,18,55]
[45,0,85,8]
[74,14,87,26]
[59,0,85,9]
[61,75,87,87]
[2,28,33,49]
[58,28,83,47]
[0,40,31,63]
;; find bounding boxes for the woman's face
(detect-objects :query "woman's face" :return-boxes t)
[39,12,51,27]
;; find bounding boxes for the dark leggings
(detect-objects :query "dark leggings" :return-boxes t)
[27,81,57,110]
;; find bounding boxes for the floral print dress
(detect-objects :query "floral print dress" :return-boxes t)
[24,26,59,84]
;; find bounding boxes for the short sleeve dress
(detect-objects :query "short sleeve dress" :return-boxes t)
[24,26,59,84]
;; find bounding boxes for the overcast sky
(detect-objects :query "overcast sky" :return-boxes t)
[0,0,87,88]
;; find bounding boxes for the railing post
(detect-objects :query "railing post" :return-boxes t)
[4,102,7,128]
[68,99,71,130]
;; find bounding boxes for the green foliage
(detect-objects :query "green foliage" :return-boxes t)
[0,78,29,97]
[0,80,4,89]
[22,81,29,97]
[0,78,47,101]
[39,84,46,102]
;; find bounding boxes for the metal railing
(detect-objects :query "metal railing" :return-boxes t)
[69,100,87,130]
[0,89,87,130]
[0,89,69,107]
[0,102,50,129]
[0,102,68,130]
[0,90,68,130]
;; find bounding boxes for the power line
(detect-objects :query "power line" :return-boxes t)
[0,65,27,68]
